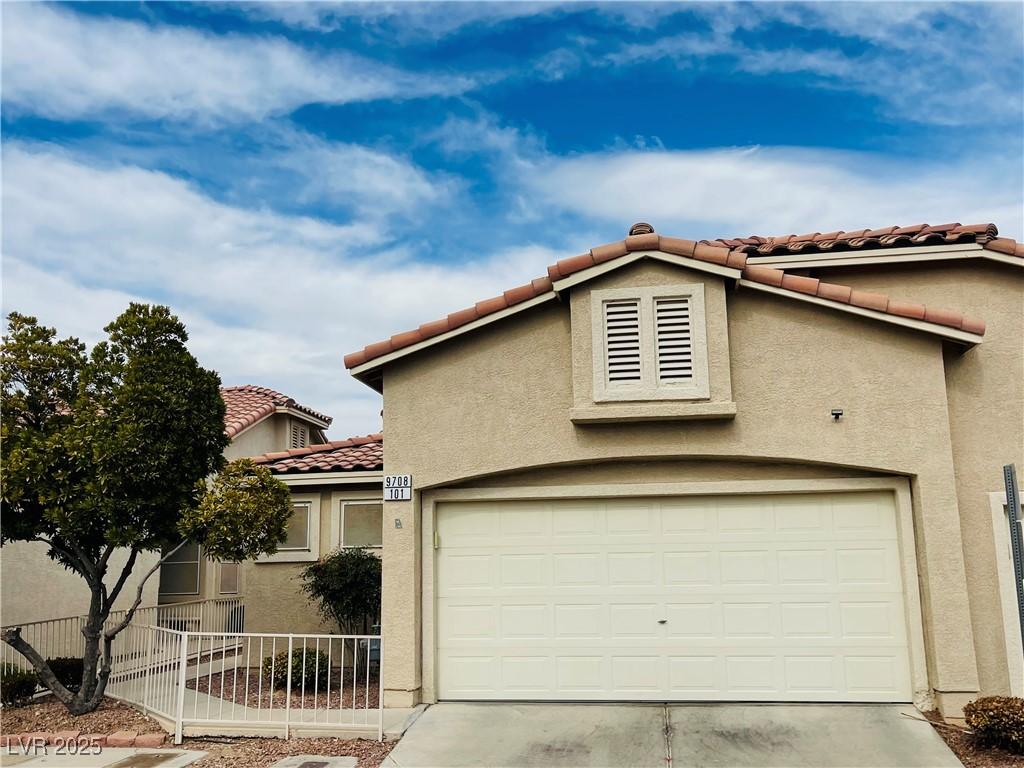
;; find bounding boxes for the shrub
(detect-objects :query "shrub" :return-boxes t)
[1,668,38,706]
[964,696,1024,754]
[262,649,330,689]
[45,657,85,693]
[300,548,381,634]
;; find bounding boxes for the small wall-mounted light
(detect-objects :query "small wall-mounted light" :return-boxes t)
[394,518,403,529]
[831,408,844,422]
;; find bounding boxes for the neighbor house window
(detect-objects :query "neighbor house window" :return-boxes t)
[218,562,239,595]
[281,502,311,550]
[592,284,709,402]
[257,493,321,564]
[159,542,201,596]
[342,502,383,548]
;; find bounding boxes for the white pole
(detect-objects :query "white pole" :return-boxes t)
[174,633,188,745]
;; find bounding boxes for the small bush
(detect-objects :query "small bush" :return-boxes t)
[262,649,329,689]
[964,696,1024,754]
[45,657,85,693]
[301,548,381,634]
[1,668,38,706]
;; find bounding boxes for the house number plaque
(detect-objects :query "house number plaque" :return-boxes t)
[384,474,413,501]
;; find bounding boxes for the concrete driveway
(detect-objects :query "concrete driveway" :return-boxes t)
[382,703,962,768]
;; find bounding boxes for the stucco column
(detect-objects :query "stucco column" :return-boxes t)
[910,475,981,714]
[380,495,421,707]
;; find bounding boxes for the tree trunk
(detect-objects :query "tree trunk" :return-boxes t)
[1,587,111,714]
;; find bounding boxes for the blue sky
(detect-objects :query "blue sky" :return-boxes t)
[3,2,1022,435]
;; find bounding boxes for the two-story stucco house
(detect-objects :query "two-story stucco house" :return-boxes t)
[341,221,1023,718]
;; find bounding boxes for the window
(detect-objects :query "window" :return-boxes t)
[159,542,201,596]
[258,493,321,563]
[592,284,709,402]
[290,423,308,449]
[342,502,383,548]
[281,502,311,550]
[218,562,239,594]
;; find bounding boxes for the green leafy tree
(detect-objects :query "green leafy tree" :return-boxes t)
[1,305,292,714]
[300,548,382,634]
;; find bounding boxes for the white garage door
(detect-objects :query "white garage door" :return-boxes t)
[436,492,913,702]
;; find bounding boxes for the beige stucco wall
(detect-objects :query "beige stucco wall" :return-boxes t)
[378,258,983,711]
[224,416,284,462]
[803,260,1024,699]
[241,483,382,634]
[1,542,160,626]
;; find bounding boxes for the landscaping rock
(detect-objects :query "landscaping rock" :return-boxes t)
[135,732,167,747]
[107,729,138,747]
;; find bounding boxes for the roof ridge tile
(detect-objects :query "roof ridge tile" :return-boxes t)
[345,221,1003,370]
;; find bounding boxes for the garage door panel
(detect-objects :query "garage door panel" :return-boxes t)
[436,492,913,702]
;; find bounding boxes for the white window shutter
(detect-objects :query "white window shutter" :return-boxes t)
[604,299,642,385]
[655,296,693,382]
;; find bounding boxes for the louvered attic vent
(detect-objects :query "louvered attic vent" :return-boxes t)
[592,284,709,403]
[655,297,693,382]
[604,299,642,385]
[290,423,308,449]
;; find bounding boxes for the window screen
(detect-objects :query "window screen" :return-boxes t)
[343,503,383,547]
[281,503,311,550]
[159,542,201,595]
[219,562,239,594]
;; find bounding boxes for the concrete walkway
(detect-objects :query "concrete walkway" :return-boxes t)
[382,703,963,768]
[0,748,205,767]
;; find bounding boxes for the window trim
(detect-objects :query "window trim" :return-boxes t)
[337,499,384,549]
[257,492,321,563]
[591,284,710,403]
[159,542,202,596]
[217,562,240,595]
[279,500,312,551]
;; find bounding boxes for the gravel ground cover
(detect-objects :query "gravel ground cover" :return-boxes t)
[181,735,394,768]
[0,697,395,768]
[924,711,1024,768]
[0,696,154,734]
[187,669,379,711]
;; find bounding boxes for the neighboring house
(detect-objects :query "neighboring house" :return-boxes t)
[342,221,1023,717]
[241,435,384,633]
[1,384,338,628]
[157,385,335,606]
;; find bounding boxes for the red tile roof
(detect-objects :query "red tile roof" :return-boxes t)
[251,434,383,474]
[707,222,1012,256]
[344,222,1009,370]
[222,385,332,438]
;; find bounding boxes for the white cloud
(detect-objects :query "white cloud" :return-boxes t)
[1,143,566,436]
[526,145,1024,239]
[0,3,476,124]
[572,3,1024,127]
[234,1,560,38]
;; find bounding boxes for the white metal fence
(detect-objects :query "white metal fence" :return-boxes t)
[1,597,244,673]
[107,626,383,742]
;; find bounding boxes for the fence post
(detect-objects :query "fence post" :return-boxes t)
[141,627,155,715]
[174,632,189,745]
[377,635,384,742]
[284,635,293,739]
